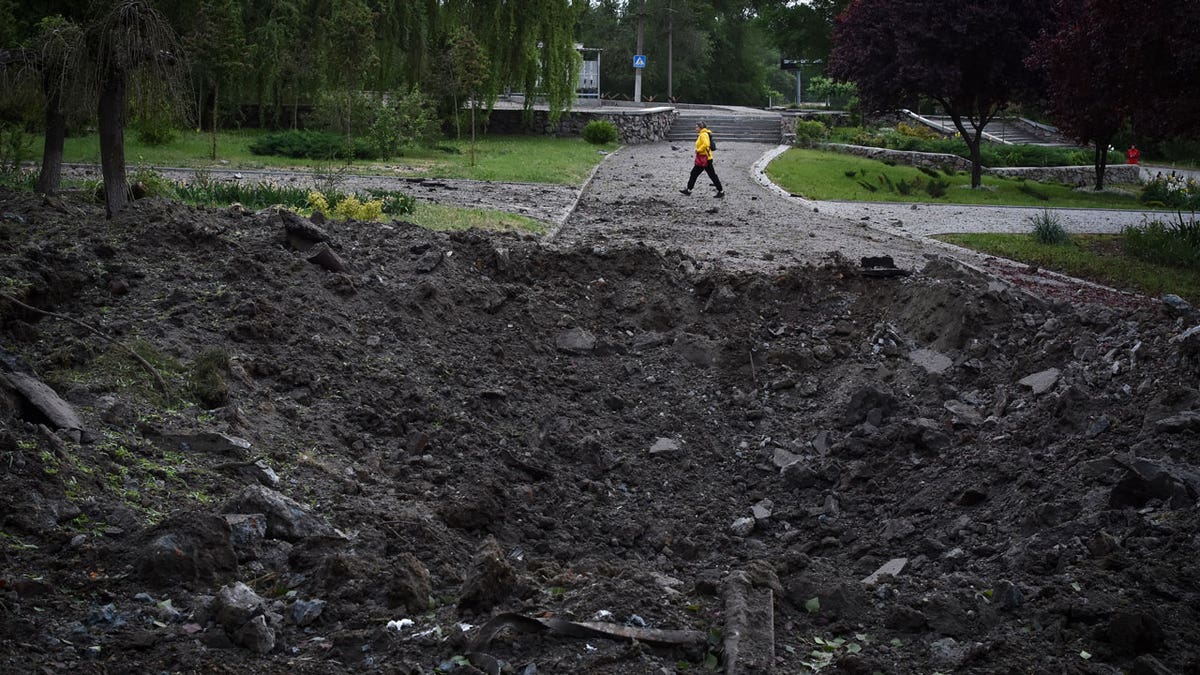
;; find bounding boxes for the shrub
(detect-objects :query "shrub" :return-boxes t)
[794,119,827,147]
[917,166,940,178]
[1140,174,1200,210]
[581,120,619,145]
[189,347,229,408]
[369,87,442,159]
[925,178,949,198]
[1123,214,1200,268]
[130,167,177,199]
[0,122,34,172]
[896,121,942,140]
[134,116,177,146]
[248,130,379,161]
[1030,210,1070,245]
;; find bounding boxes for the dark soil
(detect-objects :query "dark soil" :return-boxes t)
[2,188,1200,674]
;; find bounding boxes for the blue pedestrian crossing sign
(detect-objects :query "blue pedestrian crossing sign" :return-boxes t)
[633,54,647,69]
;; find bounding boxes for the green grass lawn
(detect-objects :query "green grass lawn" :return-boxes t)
[935,232,1200,304]
[405,202,546,235]
[55,130,612,185]
[766,148,1149,209]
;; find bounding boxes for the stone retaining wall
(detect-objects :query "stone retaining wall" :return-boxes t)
[826,144,1142,185]
[485,107,677,144]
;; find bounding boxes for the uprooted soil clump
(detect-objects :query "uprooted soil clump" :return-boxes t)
[2,188,1200,674]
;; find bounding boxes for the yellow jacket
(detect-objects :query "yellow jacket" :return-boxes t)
[695,128,713,160]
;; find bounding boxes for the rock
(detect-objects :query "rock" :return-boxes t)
[1171,325,1200,362]
[648,437,682,456]
[306,243,348,273]
[1018,368,1060,395]
[555,328,596,355]
[1161,293,1193,316]
[842,385,896,426]
[1151,411,1200,434]
[290,598,326,627]
[730,517,755,537]
[222,485,338,542]
[213,582,266,631]
[223,513,267,561]
[994,580,1024,611]
[0,371,85,431]
[137,513,238,588]
[751,499,773,522]
[158,431,252,458]
[1130,654,1178,675]
[772,447,801,469]
[703,285,738,314]
[909,349,953,375]
[276,208,330,249]
[1108,459,1197,509]
[236,614,276,654]
[237,460,281,487]
[459,536,516,613]
[928,637,971,669]
[861,558,907,585]
[414,250,444,273]
[943,400,984,426]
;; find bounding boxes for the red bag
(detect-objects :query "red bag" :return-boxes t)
[694,152,708,167]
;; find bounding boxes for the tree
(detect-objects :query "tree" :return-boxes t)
[320,0,377,161]
[1027,0,1130,190]
[189,0,246,160]
[830,0,1046,188]
[87,1,187,217]
[32,17,84,195]
[445,27,488,164]
[760,0,850,65]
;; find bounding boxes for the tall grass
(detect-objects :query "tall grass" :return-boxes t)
[1122,214,1200,268]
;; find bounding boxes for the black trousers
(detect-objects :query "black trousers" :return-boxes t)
[687,161,723,192]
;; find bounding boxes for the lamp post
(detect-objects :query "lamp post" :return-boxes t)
[634,0,645,102]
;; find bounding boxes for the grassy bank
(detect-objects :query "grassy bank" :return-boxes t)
[767,148,1147,209]
[53,130,612,185]
[936,232,1200,304]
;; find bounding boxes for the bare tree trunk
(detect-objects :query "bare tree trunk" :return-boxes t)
[98,68,130,219]
[211,80,219,161]
[1094,141,1108,191]
[36,90,66,195]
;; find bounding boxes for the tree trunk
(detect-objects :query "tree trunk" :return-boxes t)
[36,90,66,195]
[470,102,477,167]
[211,80,219,161]
[968,136,983,188]
[1093,141,1108,191]
[98,68,130,219]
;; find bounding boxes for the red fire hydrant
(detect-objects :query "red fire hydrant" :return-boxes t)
[1126,145,1140,165]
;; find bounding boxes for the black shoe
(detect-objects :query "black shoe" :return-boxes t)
[679,188,691,195]
[715,191,725,199]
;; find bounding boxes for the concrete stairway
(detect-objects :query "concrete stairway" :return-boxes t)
[666,110,782,144]
[918,114,1076,147]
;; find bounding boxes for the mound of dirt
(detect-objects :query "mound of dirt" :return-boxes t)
[2,188,1199,674]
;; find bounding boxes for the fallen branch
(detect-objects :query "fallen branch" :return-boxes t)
[1,292,170,399]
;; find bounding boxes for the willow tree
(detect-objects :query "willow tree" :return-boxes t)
[446,27,488,163]
[87,0,188,217]
[33,17,84,194]
[188,0,245,159]
[320,0,377,160]
[447,0,583,123]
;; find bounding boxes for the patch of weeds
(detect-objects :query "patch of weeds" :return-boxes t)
[843,170,858,178]
[797,633,870,672]
[1030,210,1071,245]
[856,180,878,193]
[189,347,230,408]
[925,178,950,198]
[0,530,39,551]
[1123,213,1200,268]
[917,166,941,178]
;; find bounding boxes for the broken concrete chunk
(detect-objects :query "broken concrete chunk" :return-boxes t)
[861,557,908,585]
[160,431,252,457]
[222,485,337,542]
[306,243,348,273]
[909,349,953,375]
[1018,368,1060,395]
[648,437,682,456]
[943,400,984,426]
[555,327,596,355]
[751,499,773,521]
[730,517,755,537]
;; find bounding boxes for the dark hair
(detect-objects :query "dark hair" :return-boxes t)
[696,120,707,129]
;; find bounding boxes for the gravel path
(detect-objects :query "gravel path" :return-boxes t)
[552,141,941,273]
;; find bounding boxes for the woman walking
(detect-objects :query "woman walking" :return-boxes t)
[680,121,724,198]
